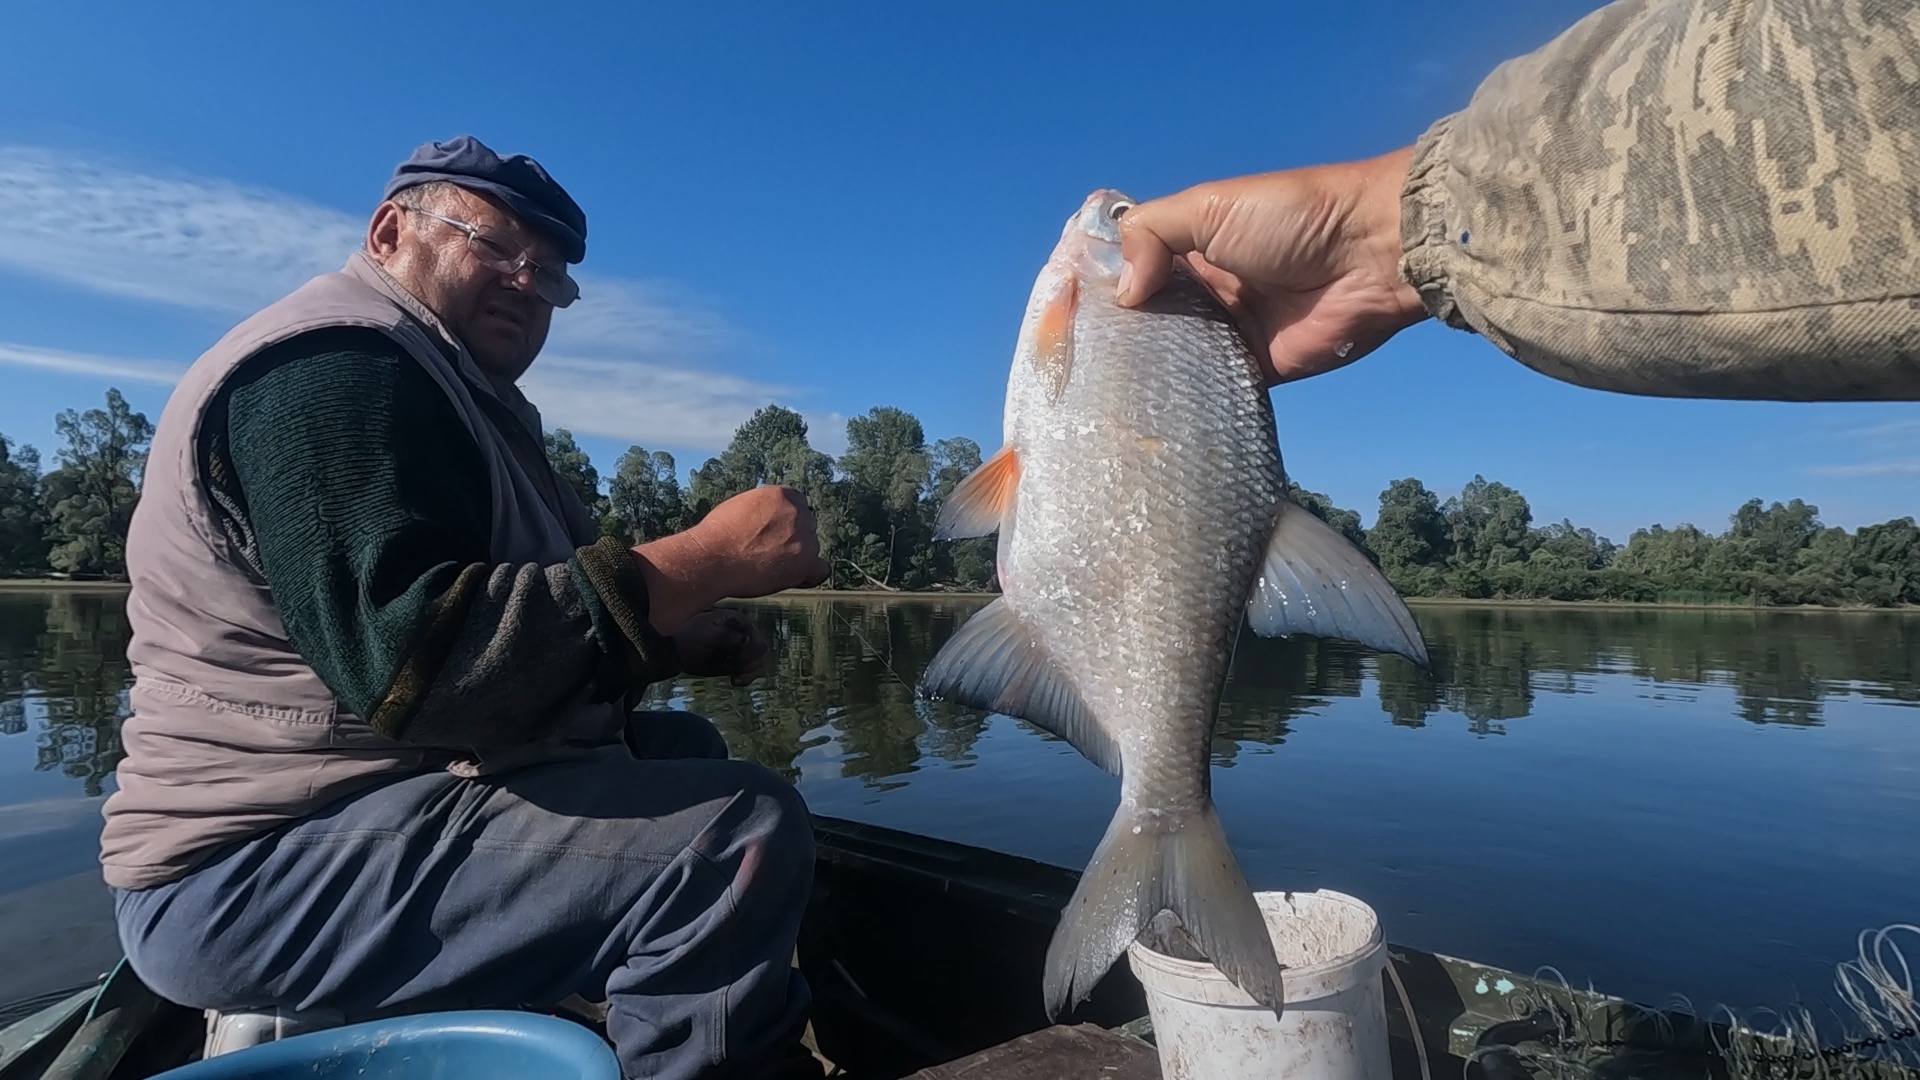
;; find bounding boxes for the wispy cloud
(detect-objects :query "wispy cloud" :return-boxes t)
[808,413,851,458]
[0,144,818,455]
[1802,416,1920,481]
[547,276,739,360]
[1805,460,1920,478]
[0,339,849,462]
[1850,418,1920,444]
[520,355,810,453]
[0,341,184,386]
[0,146,362,314]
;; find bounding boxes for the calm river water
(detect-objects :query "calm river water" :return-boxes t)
[2,589,1916,1021]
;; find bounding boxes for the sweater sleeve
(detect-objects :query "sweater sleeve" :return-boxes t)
[208,326,680,751]
[1398,0,1920,401]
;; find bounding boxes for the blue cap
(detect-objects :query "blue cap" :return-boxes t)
[384,135,587,264]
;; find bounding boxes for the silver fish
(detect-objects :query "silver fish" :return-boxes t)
[920,188,1430,1020]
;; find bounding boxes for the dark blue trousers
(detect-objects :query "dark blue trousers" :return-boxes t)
[111,712,814,1080]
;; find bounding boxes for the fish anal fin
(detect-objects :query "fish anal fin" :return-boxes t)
[1033,276,1077,403]
[1246,499,1431,668]
[918,598,1117,775]
[933,445,1020,540]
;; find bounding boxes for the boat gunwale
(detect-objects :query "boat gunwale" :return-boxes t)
[2,814,1915,1080]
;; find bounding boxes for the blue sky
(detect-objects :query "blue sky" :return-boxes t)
[0,0,1912,543]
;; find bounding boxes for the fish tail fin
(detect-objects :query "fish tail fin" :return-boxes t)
[1043,801,1285,1020]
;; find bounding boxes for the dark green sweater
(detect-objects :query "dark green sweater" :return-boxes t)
[201,326,677,750]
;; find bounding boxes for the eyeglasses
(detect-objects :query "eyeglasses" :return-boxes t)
[405,207,581,309]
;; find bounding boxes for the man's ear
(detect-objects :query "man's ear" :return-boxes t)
[366,201,406,263]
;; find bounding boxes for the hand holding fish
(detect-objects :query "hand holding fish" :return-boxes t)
[921,188,1431,1023]
[1115,147,1426,385]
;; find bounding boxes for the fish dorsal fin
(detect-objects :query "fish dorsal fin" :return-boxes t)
[933,445,1021,540]
[919,597,1118,775]
[1247,499,1431,668]
[1032,276,1078,403]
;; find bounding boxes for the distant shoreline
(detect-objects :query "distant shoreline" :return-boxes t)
[765,589,1917,614]
[768,588,1002,600]
[1398,596,1918,615]
[5,579,1913,614]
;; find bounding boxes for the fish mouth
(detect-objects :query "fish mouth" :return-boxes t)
[1065,189,1134,248]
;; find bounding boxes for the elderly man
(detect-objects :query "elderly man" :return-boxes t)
[100,136,832,1080]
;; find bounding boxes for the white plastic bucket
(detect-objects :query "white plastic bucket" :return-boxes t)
[1125,889,1391,1080]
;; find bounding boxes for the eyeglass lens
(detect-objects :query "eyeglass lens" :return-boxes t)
[468,230,580,308]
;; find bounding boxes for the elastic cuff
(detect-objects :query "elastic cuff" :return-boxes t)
[1398,113,1473,332]
[369,562,486,739]
[575,536,682,690]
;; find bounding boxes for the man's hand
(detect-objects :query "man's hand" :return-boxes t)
[688,485,834,597]
[673,608,771,686]
[1116,147,1428,386]
[632,485,832,636]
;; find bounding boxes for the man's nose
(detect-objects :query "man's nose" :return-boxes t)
[497,263,540,295]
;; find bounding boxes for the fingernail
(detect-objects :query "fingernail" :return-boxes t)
[1117,262,1134,304]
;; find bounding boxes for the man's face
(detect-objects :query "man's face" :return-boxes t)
[366,185,568,381]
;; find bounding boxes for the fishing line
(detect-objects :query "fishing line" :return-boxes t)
[825,601,926,700]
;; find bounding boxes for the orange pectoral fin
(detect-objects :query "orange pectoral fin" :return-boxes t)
[933,445,1021,540]
[1032,277,1077,403]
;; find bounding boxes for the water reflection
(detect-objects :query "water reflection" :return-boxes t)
[642,598,994,788]
[2,591,1917,799]
[0,593,133,798]
[665,599,1920,780]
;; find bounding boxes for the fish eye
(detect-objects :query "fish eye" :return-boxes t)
[1107,201,1134,221]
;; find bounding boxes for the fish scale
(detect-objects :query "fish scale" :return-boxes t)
[1010,276,1279,813]
[922,188,1431,1021]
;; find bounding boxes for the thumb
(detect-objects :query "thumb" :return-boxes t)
[1116,181,1234,307]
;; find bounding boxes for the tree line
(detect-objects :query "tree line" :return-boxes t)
[1,388,1915,608]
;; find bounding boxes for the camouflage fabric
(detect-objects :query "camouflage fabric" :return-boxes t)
[1399,0,1920,400]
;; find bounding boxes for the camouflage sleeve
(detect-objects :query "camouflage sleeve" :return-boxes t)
[1398,0,1920,401]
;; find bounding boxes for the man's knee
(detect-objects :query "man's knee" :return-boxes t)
[625,709,729,761]
[115,882,261,1012]
[695,762,814,897]
[751,764,813,869]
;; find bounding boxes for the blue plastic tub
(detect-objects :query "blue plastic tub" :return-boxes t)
[148,1010,621,1079]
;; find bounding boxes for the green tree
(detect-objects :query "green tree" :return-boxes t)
[1788,525,1853,606]
[1368,478,1451,596]
[1848,517,1920,607]
[685,407,866,588]
[687,405,812,518]
[839,407,933,589]
[23,384,1916,607]
[765,435,860,589]
[0,435,48,576]
[1711,497,1824,603]
[927,437,997,590]
[1285,481,1372,558]
[42,388,153,579]
[1610,523,1720,602]
[1521,520,1616,600]
[605,446,687,543]
[543,428,607,523]
[1443,475,1534,597]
